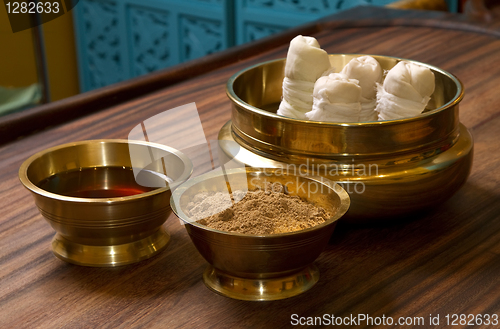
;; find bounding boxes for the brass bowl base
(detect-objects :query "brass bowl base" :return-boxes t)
[202,264,320,301]
[51,226,170,267]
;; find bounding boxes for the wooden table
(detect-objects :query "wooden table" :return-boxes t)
[1,6,500,328]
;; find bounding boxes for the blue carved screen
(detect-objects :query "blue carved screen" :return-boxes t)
[73,0,231,92]
[73,0,455,92]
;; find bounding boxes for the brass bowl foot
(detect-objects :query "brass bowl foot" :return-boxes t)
[202,264,320,301]
[51,226,170,267]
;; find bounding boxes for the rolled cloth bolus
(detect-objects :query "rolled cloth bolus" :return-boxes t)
[376,61,435,121]
[305,73,362,122]
[277,35,332,120]
[340,56,382,121]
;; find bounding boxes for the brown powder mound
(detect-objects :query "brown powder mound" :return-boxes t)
[186,182,331,235]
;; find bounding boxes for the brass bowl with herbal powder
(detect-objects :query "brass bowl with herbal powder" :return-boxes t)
[170,167,350,301]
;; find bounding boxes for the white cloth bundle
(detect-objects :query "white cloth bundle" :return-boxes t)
[376,61,435,121]
[340,56,382,121]
[305,73,362,122]
[277,35,332,120]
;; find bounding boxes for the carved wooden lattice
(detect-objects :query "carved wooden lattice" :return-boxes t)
[180,16,223,62]
[74,0,400,91]
[81,0,123,89]
[244,22,285,43]
[129,6,173,76]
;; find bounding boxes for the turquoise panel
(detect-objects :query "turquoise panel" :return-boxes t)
[74,0,230,92]
[234,0,392,45]
[74,0,129,91]
[75,0,454,92]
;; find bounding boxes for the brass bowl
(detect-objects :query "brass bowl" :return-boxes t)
[221,54,473,222]
[19,139,192,267]
[171,168,350,301]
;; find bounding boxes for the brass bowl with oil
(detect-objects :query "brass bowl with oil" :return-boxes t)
[19,139,192,267]
[222,54,473,222]
[171,167,350,301]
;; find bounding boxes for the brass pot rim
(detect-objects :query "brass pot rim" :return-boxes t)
[226,53,464,126]
[170,167,350,237]
[19,139,193,204]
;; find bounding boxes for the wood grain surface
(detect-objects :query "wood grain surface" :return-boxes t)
[1,7,500,329]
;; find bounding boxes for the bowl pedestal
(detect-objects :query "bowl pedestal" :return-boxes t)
[51,226,170,267]
[202,264,319,301]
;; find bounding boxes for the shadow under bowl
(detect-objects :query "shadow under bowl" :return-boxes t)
[19,139,192,267]
[171,167,350,301]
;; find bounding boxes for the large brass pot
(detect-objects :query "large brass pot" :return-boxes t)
[19,139,192,266]
[171,168,350,300]
[221,54,473,222]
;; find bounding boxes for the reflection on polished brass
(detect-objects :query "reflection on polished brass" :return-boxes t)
[19,140,193,267]
[202,264,320,301]
[171,168,350,300]
[223,54,473,222]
